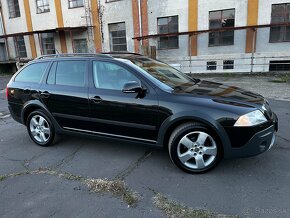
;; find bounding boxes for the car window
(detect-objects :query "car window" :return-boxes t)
[93,61,140,90]
[47,62,57,85]
[15,62,48,83]
[55,61,86,87]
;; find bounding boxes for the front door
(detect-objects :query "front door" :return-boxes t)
[88,60,159,143]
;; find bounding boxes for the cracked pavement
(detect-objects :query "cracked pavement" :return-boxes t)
[1,75,290,217]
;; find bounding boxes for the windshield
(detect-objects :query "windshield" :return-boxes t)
[122,56,199,89]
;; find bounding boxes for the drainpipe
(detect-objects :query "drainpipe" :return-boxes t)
[138,0,143,49]
[250,28,257,73]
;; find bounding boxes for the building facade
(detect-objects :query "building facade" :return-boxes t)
[0,0,290,73]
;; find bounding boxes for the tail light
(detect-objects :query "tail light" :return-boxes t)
[6,87,9,99]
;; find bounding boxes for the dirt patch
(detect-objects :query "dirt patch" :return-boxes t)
[86,178,139,207]
[0,168,139,207]
[153,193,238,218]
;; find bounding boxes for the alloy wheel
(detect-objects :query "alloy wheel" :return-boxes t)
[29,115,51,143]
[177,131,217,170]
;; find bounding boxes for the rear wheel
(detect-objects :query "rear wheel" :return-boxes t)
[27,110,55,147]
[168,122,222,173]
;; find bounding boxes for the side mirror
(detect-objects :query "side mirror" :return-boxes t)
[122,81,145,94]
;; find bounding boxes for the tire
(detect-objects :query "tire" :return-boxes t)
[168,122,222,174]
[26,109,55,147]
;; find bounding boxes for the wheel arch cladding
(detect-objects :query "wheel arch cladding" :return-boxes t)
[157,111,232,156]
[22,100,52,125]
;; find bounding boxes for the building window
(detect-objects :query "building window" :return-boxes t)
[269,60,290,71]
[7,0,20,18]
[270,4,290,43]
[36,0,50,14]
[73,39,88,53]
[14,36,27,58]
[209,9,235,46]
[207,61,217,70]
[223,60,234,69]
[41,33,55,55]
[68,0,84,9]
[109,22,127,52]
[157,16,179,49]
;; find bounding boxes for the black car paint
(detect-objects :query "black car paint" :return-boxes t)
[7,55,278,159]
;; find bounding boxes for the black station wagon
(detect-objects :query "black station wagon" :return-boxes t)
[6,53,278,173]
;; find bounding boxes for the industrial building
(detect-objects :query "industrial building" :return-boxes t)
[0,0,290,73]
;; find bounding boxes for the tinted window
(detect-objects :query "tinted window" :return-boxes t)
[55,61,86,87]
[47,62,57,84]
[15,62,48,83]
[93,61,140,90]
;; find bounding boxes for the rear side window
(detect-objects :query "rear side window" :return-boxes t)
[15,62,48,83]
[55,61,86,87]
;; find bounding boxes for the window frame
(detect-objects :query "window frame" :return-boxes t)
[36,0,50,14]
[14,36,27,58]
[157,15,179,50]
[208,8,235,47]
[92,60,143,91]
[269,3,290,43]
[223,60,234,70]
[68,0,84,9]
[7,0,21,18]
[206,61,217,71]
[73,38,88,53]
[41,33,55,55]
[49,60,88,87]
[108,22,128,52]
[14,62,49,84]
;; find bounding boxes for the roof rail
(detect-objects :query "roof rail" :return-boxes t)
[35,53,112,60]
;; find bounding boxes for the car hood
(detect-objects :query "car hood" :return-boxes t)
[173,80,266,107]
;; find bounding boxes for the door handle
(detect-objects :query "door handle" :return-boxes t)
[40,91,50,98]
[90,96,102,103]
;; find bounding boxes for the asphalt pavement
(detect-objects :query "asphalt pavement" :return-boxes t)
[0,75,290,218]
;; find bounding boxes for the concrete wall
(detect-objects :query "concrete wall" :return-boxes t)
[147,0,189,59]
[1,0,290,73]
[29,0,58,31]
[99,0,135,53]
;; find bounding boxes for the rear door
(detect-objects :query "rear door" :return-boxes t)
[39,60,89,129]
[8,62,50,119]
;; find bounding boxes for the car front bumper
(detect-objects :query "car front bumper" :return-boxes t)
[224,113,278,159]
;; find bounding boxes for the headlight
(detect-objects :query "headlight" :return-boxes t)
[234,110,267,127]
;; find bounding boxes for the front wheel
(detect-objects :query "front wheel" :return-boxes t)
[168,122,222,174]
[27,110,55,147]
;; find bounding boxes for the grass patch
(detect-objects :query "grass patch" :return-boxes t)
[0,175,8,182]
[269,74,289,83]
[0,168,139,207]
[153,193,238,218]
[86,178,139,207]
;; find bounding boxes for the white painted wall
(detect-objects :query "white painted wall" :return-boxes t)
[1,0,28,34]
[61,1,87,27]
[197,0,248,56]
[29,0,58,31]
[147,0,189,59]
[256,0,290,54]
[99,0,135,52]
